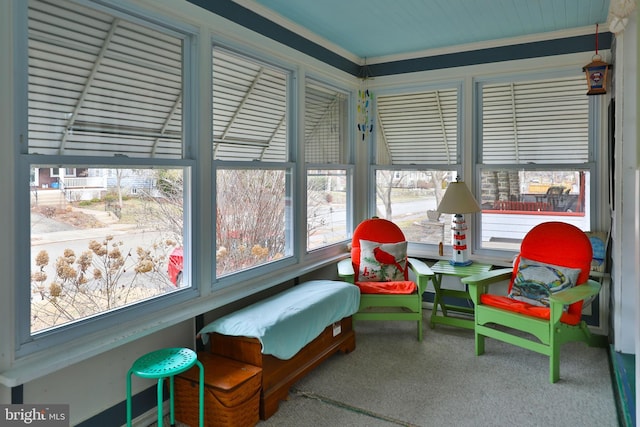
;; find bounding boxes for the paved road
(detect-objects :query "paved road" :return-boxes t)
[30,212,175,289]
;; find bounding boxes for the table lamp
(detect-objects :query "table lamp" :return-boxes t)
[436,177,481,266]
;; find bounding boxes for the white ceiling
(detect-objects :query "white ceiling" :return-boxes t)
[235,0,611,63]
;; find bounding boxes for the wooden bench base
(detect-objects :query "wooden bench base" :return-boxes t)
[208,316,355,420]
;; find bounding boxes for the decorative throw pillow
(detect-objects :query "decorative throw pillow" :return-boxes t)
[358,240,408,282]
[508,257,581,307]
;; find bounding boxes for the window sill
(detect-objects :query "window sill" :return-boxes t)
[1,253,346,388]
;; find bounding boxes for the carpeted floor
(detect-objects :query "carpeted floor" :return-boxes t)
[151,311,618,427]
[258,316,618,427]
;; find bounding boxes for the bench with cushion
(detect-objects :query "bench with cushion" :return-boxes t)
[199,280,359,419]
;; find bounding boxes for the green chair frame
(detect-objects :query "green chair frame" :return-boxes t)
[461,222,604,383]
[338,218,433,341]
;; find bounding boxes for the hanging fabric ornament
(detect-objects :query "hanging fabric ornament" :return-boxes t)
[357,59,374,142]
[357,86,373,141]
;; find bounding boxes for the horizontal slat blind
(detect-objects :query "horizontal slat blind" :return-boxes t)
[482,76,589,164]
[305,80,347,163]
[28,0,184,158]
[213,48,288,162]
[376,88,458,165]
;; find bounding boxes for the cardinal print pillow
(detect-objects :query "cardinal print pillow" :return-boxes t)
[358,239,408,282]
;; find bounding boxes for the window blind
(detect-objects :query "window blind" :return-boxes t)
[482,75,589,164]
[28,0,184,158]
[212,47,288,162]
[376,88,458,165]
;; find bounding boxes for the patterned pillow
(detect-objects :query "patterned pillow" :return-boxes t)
[508,257,581,307]
[358,240,408,282]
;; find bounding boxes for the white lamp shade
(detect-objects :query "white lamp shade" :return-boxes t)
[437,181,481,214]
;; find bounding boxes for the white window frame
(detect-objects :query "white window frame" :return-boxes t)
[212,44,299,285]
[304,75,354,253]
[371,82,463,250]
[16,0,199,358]
[50,168,76,178]
[473,68,602,259]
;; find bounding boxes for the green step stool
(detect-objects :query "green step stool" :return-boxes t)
[127,347,204,427]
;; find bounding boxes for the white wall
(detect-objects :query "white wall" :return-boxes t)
[612,12,638,355]
[0,0,17,382]
[608,9,639,426]
[24,322,193,425]
[635,7,640,427]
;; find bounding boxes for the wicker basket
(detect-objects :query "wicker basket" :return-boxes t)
[175,352,262,427]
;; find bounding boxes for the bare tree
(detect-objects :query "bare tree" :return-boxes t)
[375,170,405,219]
[432,170,448,207]
[216,169,286,275]
[307,173,332,246]
[141,169,184,240]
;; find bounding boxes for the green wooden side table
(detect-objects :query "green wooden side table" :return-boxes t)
[429,260,492,330]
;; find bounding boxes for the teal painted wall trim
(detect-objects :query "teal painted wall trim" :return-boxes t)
[610,346,636,427]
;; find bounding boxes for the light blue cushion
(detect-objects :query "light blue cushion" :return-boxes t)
[198,280,360,360]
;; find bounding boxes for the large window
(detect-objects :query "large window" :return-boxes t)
[212,47,293,278]
[24,0,193,343]
[305,78,351,251]
[374,87,460,245]
[477,74,594,251]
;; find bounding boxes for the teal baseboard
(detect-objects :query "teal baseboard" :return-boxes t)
[610,346,636,427]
